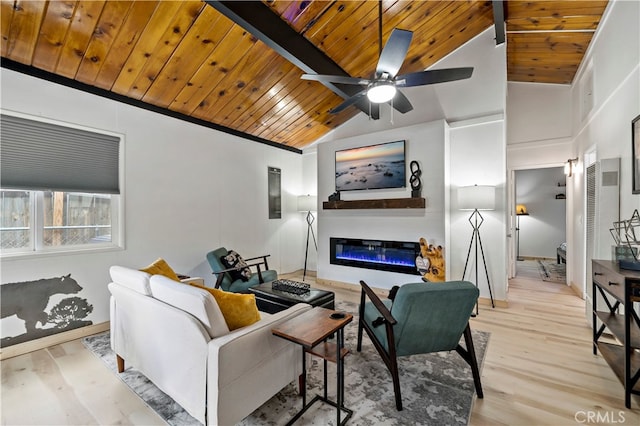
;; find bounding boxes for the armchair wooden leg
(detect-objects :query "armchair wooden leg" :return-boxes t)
[214,273,224,289]
[116,354,125,373]
[389,354,403,411]
[357,289,366,352]
[457,324,484,398]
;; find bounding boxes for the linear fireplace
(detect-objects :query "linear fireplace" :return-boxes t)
[330,237,421,275]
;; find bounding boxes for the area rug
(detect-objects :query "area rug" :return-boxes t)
[537,260,567,284]
[83,301,489,425]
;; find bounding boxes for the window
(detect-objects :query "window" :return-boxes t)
[1,190,119,254]
[0,112,122,256]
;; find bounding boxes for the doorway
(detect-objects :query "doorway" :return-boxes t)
[511,167,567,280]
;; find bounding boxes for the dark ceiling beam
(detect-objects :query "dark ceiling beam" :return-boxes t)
[492,1,505,45]
[205,1,369,115]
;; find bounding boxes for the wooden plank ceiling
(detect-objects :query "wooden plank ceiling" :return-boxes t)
[1,1,608,151]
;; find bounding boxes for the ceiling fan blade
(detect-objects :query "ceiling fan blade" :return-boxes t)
[376,29,413,78]
[330,90,368,114]
[395,67,474,87]
[301,74,370,86]
[389,90,413,114]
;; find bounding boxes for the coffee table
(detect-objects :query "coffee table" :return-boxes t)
[248,280,334,314]
[272,307,353,425]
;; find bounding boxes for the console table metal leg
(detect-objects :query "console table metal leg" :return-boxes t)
[323,358,328,400]
[302,349,306,407]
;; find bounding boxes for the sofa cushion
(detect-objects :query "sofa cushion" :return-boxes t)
[109,266,152,296]
[190,284,261,331]
[149,275,229,338]
[220,250,252,282]
[140,258,181,282]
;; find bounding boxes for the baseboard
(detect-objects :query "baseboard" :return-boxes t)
[315,277,508,307]
[569,281,584,299]
[316,277,388,297]
[0,321,110,360]
[479,296,509,308]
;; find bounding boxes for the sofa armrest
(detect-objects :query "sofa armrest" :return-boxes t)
[180,276,204,286]
[206,303,312,425]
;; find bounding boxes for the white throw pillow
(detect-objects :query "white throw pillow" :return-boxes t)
[149,275,229,338]
[110,266,152,296]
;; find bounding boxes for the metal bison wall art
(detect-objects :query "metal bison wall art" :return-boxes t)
[1,274,93,347]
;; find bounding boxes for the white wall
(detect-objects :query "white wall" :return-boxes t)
[316,121,446,290]
[449,118,507,302]
[0,69,306,337]
[507,83,573,145]
[569,0,640,295]
[300,148,319,272]
[515,168,567,258]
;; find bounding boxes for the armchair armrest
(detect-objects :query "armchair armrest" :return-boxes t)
[359,280,397,326]
[244,254,270,270]
[213,262,267,289]
[180,277,205,286]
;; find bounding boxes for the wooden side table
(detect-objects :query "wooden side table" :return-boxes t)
[272,307,353,425]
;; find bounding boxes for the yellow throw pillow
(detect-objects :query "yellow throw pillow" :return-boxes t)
[140,258,181,282]
[189,283,261,331]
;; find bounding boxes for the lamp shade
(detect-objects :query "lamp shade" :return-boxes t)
[297,195,317,212]
[516,204,529,215]
[458,185,495,211]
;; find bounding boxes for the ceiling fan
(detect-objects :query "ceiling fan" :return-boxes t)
[301,2,473,118]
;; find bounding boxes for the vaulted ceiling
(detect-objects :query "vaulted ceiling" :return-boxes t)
[1,1,609,151]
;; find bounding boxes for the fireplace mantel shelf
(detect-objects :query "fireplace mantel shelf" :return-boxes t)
[323,197,425,210]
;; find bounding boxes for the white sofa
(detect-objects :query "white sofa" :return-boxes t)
[108,266,311,425]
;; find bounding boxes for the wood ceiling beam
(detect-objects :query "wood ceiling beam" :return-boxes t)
[205,1,368,115]
[492,1,505,45]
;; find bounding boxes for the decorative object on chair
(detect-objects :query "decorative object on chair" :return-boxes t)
[298,195,318,282]
[458,185,496,314]
[206,247,277,293]
[416,237,445,282]
[515,204,529,261]
[564,158,579,177]
[610,209,640,270]
[220,250,252,282]
[409,160,422,198]
[357,280,484,411]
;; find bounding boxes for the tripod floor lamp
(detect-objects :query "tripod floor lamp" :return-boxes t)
[298,195,317,281]
[516,204,529,261]
[458,185,496,315]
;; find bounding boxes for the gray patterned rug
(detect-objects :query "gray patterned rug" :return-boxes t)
[537,260,567,284]
[83,301,489,425]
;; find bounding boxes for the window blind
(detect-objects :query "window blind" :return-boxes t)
[0,114,120,194]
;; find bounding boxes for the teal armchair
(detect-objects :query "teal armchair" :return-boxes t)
[206,247,277,293]
[357,280,484,411]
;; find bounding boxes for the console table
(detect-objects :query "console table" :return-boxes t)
[592,259,640,408]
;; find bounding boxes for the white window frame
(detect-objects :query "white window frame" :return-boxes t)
[0,110,125,259]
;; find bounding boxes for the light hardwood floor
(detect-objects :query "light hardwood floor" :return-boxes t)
[1,262,638,425]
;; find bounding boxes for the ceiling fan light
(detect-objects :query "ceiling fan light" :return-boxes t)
[367,84,396,103]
